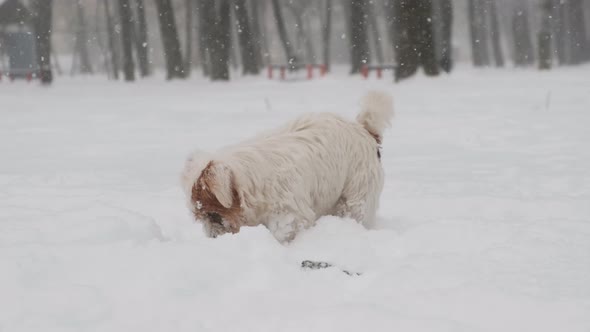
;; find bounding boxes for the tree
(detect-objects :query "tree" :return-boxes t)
[196,0,210,76]
[74,0,93,74]
[32,0,54,84]
[155,0,186,79]
[134,0,150,77]
[234,0,259,75]
[118,0,135,81]
[392,0,439,81]
[322,0,333,71]
[271,0,297,66]
[568,0,588,64]
[203,0,231,80]
[229,10,240,71]
[468,0,490,67]
[538,0,553,70]
[104,0,119,79]
[487,0,504,67]
[436,0,453,72]
[349,0,369,74]
[384,0,395,63]
[367,1,383,65]
[285,2,315,64]
[512,6,535,67]
[184,0,194,75]
[249,0,265,69]
[552,0,569,65]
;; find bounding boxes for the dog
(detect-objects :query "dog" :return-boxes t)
[181,91,393,243]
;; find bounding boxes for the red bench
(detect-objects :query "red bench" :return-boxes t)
[361,64,396,79]
[267,64,327,80]
[0,70,37,82]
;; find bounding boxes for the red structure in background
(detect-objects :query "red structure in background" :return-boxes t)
[361,65,397,79]
[0,70,37,83]
[267,64,327,81]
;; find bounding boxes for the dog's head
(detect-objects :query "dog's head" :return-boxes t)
[181,151,243,238]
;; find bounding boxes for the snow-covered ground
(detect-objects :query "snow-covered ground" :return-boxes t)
[1,67,590,332]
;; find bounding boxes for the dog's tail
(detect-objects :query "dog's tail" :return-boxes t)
[356,91,394,143]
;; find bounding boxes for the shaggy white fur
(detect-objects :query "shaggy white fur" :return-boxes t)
[181,91,393,243]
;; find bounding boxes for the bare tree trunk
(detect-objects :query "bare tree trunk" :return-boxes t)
[437,0,453,72]
[568,0,588,64]
[368,1,383,65]
[384,0,396,64]
[487,0,504,67]
[234,0,259,74]
[185,0,193,74]
[134,0,150,77]
[32,0,54,84]
[392,0,417,79]
[118,0,135,81]
[322,0,333,71]
[415,0,438,76]
[286,4,315,64]
[350,0,369,74]
[229,9,240,71]
[51,45,63,76]
[512,6,535,66]
[248,0,264,68]
[94,1,110,76]
[204,0,231,80]
[538,0,553,69]
[75,0,93,74]
[468,0,490,67]
[468,0,479,66]
[303,13,316,63]
[104,0,119,79]
[271,0,297,66]
[393,0,438,81]
[553,0,569,65]
[196,0,210,76]
[258,0,271,66]
[155,0,186,79]
[585,1,590,61]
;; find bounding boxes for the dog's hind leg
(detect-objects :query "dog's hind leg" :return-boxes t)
[335,171,383,228]
[334,196,376,227]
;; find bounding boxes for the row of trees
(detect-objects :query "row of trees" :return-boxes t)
[33,0,590,85]
[467,0,589,70]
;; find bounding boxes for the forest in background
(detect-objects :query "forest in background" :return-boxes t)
[1,0,589,84]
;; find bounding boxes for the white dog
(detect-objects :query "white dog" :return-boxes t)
[181,91,393,243]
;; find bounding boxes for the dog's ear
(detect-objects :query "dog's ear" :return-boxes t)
[204,161,234,209]
[181,149,212,197]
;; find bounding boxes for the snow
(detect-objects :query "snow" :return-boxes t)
[1,67,590,331]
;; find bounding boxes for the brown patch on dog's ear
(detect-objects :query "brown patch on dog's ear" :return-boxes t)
[192,161,241,212]
[206,162,234,208]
